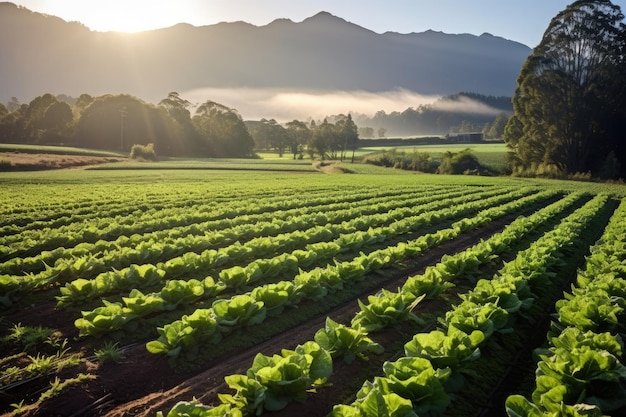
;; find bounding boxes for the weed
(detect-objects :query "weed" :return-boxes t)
[50,338,71,358]
[25,353,55,375]
[45,334,67,352]
[95,341,125,365]
[3,323,57,352]
[37,373,96,404]
[1,365,22,386]
[55,354,82,373]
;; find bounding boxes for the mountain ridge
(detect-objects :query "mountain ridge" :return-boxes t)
[0,2,531,104]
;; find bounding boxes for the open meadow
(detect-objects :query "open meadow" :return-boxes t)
[1,158,626,417]
[360,142,510,172]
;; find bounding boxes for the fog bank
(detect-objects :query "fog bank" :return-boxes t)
[180,87,503,122]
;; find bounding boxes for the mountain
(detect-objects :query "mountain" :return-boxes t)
[0,3,532,104]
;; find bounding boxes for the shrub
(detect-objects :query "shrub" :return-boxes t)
[363,149,437,173]
[437,149,480,174]
[129,143,157,161]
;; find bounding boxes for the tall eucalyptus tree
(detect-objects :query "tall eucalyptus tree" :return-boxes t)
[505,0,625,176]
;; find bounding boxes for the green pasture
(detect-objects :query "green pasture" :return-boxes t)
[360,142,509,171]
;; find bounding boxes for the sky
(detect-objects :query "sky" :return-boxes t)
[10,0,626,48]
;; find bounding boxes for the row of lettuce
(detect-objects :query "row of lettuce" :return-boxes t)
[155,192,612,416]
[72,188,553,344]
[0,179,350,235]
[1,185,429,259]
[506,198,626,416]
[57,185,511,308]
[1,185,487,307]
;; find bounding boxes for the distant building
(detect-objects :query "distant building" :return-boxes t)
[448,132,483,143]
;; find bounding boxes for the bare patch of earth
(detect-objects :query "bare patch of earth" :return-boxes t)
[0,152,124,170]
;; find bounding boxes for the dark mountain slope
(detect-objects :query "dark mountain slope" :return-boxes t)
[0,4,531,102]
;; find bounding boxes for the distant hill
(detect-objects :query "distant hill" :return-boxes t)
[0,3,532,104]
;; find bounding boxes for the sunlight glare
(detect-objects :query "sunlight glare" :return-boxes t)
[46,0,201,32]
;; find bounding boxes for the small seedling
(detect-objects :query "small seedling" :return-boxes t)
[10,399,26,414]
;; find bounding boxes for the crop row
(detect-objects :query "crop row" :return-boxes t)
[329,193,609,417]
[0,184,411,241]
[153,192,600,416]
[0,185,473,278]
[1,185,431,258]
[204,190,588,417]
[58,186,525,310]
[1,186,479,306]
[71,188,552,339]
[142,188,558,363]
[506,197,626,417]
[0,181,349,228]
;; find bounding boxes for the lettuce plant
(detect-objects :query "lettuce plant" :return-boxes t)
[555,290,625,334]
[534,345,626,412]
[224,341,332,413]
[506,393,606,417]
[293,270,329,301]
[332,381,418,417]
[250,282,293,316]
[74,300,136,337]
[461,278,534,314]
[212,294,266,333]
[122,289,164,316]
[444,301,511,338]
[351,290,424,332]
[57,277,107,307]
[404,327,484,392]
[119,264,166,290]
[160,278,217,309]
[378,356,451,415]
[314,317,383,363]
[146,309,221,359]
[157,400,243,417]
[219,374,266,416]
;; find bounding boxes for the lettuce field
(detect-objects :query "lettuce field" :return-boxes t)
[1,168,625,417]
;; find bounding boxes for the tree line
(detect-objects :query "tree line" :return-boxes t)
[0,92,358,160]
[505,0,626,179]
[246,116,359,161]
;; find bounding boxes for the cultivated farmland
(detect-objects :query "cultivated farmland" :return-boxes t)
[1,169,625,417]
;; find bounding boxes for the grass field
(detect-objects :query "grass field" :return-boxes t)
[360,142,510,171]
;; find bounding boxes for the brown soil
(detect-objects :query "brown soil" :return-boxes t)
[0,218,513,417]
[0,152,124,170]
